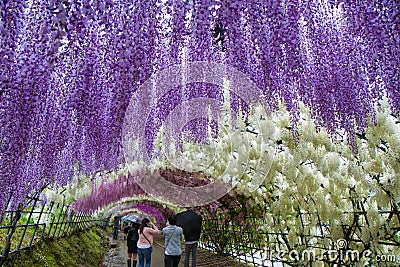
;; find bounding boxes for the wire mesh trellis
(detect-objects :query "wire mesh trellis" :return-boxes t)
[1,188,399,267]
[0,191,103,267]
[198,196,400,267]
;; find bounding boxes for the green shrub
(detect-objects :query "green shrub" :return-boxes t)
[5,227,108,267]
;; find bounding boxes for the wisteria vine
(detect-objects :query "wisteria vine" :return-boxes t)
[71,174,145,213]
[1,0,399,218]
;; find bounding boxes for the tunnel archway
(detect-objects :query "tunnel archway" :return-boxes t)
[1,1,399,266]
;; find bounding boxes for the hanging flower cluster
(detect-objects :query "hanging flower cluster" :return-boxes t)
[192,98,400,265]
[71,173,145,213]
[70,165,215,213]
[1,1,399,220]
[96,197,179,229]
[158,168,212,187]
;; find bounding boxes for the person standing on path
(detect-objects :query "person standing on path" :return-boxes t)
[113,217,119,239]
[137,218,159,267]
[127,222,140,267]
[162,215,183,267]
[181,211,202,267]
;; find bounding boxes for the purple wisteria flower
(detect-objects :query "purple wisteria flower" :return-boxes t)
[1,0,398,218]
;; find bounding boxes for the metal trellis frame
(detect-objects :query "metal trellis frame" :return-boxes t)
[0,191,103,267]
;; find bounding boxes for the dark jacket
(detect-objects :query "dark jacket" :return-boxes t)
[182,216,202,242]
[127,225,139,245]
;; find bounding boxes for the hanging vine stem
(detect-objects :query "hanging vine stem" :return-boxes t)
[309,196,325,239]
[0,192,14,225]
[371,174,400,244]
[0,203,23,266]
[344,187,362,243]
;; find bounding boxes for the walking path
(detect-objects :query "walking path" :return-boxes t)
[103,232,249,267]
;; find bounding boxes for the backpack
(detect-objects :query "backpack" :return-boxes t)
[127,226,139,243]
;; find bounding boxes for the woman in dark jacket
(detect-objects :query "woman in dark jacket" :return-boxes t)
[127,222,140,267]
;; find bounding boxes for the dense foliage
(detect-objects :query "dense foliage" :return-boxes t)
[1,0,399,217]
[1,1,399,265]
[6,227,108,267]
[37,96,398,265]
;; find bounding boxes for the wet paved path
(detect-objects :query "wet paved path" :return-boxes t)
[103,233,177,267]
[103,232,249,267]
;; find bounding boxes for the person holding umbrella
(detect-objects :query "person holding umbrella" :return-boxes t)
[176,210,202,267]
[162,214,183,267]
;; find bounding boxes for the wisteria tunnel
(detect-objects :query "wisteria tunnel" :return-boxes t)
[1,1,399,266]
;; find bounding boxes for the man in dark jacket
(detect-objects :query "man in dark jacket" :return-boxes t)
[177,210,202,267]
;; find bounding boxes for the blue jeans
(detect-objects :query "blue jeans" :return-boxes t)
[184,242,198,267]
[138,247,152,267]
[113,227,119,239]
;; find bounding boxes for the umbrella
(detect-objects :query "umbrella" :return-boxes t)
[176,210,202,241]
[122,213,148,224]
